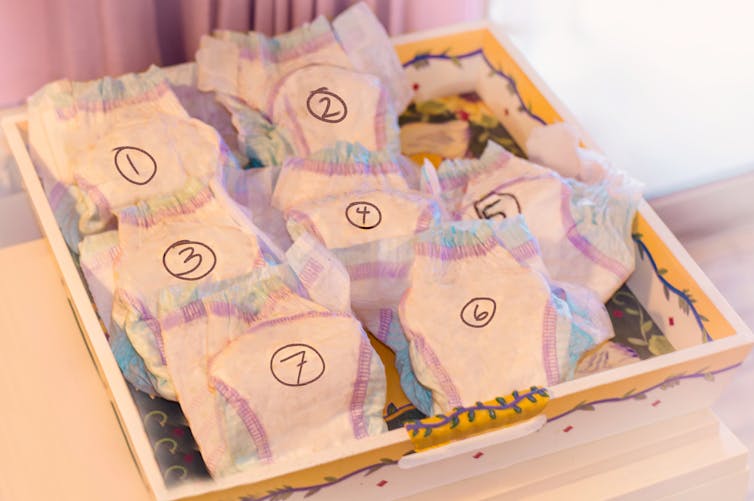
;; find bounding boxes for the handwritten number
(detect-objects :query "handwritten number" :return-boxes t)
[279,350,307,385]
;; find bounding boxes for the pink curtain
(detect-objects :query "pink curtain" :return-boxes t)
[0,0,485,107]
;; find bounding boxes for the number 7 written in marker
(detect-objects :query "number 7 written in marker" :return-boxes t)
[279,350,307,385]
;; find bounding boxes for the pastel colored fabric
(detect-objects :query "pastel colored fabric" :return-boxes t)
[78,230,120,329]
[110,180,269,399]
[398,221,587,414]
[208,311,386,468]
[158,268,385,476]
[439,141,638,301]
[26,67,188,249]
[285,189,443,249]
[271,142,415,212]
[265,64,399,157]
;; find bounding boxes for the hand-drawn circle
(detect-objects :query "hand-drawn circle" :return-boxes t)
[306,87,348,123]
[345,201,382,230]
[270,343,326,387]
[162,240,217,281]
[113,146,157,185]
[460,297,497,328]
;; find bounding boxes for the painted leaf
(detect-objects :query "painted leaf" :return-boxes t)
[364,466,381,477]
[626,337,649,346]
[450,416,460,429]
[663,284,670,301]
[380,458,395,464]
[424,427,432,438]
[416,100,447,115]
[579,404,595,411]
[641,320,654,335]
[450,56,461,67]
[634,393,647,400]
[323,476,338,483]
[657,268,668,275]
[624,307,640,315]
[703,372,715,382]
[488,409,497,419]
[648,335,674,355]
[468,409,476,422]
[304,487,322,498]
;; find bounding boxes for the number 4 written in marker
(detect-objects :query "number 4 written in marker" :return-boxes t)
[279,350,307,385]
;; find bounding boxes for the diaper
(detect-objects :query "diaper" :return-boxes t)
[26,67,190,249]
[441,142,638,301]
[198,16,353,111]
[272,142,416,212]
[286,189,443,249]
[158,270,385,476]
[111,181,269,398]
[264,64,400,156]
[157,272,327,476]
[71,114,233,235]
[208,311,386,470]
[397,220,585,414]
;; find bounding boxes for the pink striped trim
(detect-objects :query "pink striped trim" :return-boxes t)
[560,184,630,279]
[376,308,394,344]
[414,235,498,260]
[414,202,438,234]
[541,301,560,385]
[211,376,273,463]
[118,289,166,364]
[346,261,409,281]
[509,240,540,263]
[54,81,173,120]
[284,157,403,176]
[298,256,325,290]
[349,334,374,439]
[241,310,353,337]
[81,243,121,271]
[118,186,215,228]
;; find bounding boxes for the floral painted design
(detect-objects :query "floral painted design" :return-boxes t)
[399,91,526,160]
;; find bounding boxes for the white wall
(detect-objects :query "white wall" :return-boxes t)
[489,0,754,198]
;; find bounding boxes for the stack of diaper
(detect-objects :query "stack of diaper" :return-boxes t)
[27,59,388,477]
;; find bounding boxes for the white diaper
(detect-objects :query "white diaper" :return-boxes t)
[286,189,443,249]
[398,221,575,414]
[111,181,268,399]
[441,142,638,301]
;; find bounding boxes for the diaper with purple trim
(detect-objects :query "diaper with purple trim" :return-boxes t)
[110,180,270,399]
[271,142,417,213]
[398,220,605,415]
[440,141,638,301]
[157,271,385,477]
[285,188,443,249]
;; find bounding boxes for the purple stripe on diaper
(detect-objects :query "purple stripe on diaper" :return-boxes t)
[404,324,462,409]
[287,157,403,176]
[376,308,394,344]
[414,235,498,260]
[298,257,325,290]
[509,240,540,263]
[559,184,629,279]
[83,244,121,271]
[48,182,67,208]
[118,186,215,228]
[243,310,353,336]
[346,261,409,281]
[541,301,560,385]
[349,334,374,439]
[275,31,338,64]
[414,204,436,234]
[374,87,388,149]
[181,300,207,324]
[118,290,166,364]
[211,376,273,463]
